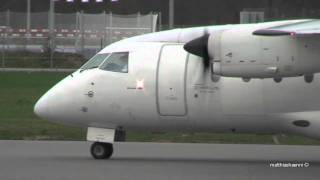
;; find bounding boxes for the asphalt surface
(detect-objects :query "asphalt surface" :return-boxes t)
[0,141,319,180]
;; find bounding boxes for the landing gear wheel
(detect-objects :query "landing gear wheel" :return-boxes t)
[90,142,113,159]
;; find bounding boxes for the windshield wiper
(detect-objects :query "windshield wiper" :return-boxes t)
[87,66,99,70]
[80,66,99,73]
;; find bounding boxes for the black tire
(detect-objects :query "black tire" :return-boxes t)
[90,142,113,159]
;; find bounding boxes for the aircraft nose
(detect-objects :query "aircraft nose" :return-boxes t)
[34,95,49,119]
[33,74,88,126]
[33,76,83,125]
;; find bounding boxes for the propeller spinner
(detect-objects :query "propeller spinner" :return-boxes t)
[183,33,211,68]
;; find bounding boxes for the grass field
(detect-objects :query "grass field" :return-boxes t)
[1,71,320,145]
[1,51,86,68]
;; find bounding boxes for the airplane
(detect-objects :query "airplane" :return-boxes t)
[35,19,320,159]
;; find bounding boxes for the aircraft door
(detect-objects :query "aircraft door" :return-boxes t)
[157,44,188,116]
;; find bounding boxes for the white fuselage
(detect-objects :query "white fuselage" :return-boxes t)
[35,20,320,140]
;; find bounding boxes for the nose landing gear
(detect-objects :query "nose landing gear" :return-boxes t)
[90,142,113,159]
[87,127,126,159]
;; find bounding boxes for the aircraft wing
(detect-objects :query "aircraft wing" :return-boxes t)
[253,19,320,36]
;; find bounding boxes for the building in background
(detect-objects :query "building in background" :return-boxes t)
[240,9,265,24]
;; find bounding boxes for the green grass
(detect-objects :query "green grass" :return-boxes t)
[126,132,320,145]
[1,71,320,145]
[0,71,86,140]
[1,51,86,68]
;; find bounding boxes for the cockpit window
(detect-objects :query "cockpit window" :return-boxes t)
[100,52,129,73]
[81,53,110,70]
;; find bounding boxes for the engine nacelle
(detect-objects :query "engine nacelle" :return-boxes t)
[208,28,320,79]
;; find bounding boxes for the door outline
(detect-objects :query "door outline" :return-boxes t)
[156,44,188,117]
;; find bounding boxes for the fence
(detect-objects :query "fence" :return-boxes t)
[0,11,158,68]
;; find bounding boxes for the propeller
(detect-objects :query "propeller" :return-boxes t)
[183,30,211,69]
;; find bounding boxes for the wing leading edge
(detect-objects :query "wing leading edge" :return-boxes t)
[253,19,320,36]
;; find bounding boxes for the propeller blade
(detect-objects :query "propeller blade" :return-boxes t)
[183,34,210,68]
[183,34,209,58]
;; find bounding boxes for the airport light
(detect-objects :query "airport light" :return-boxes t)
[27,0,31,31]
[169,0,175,29]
